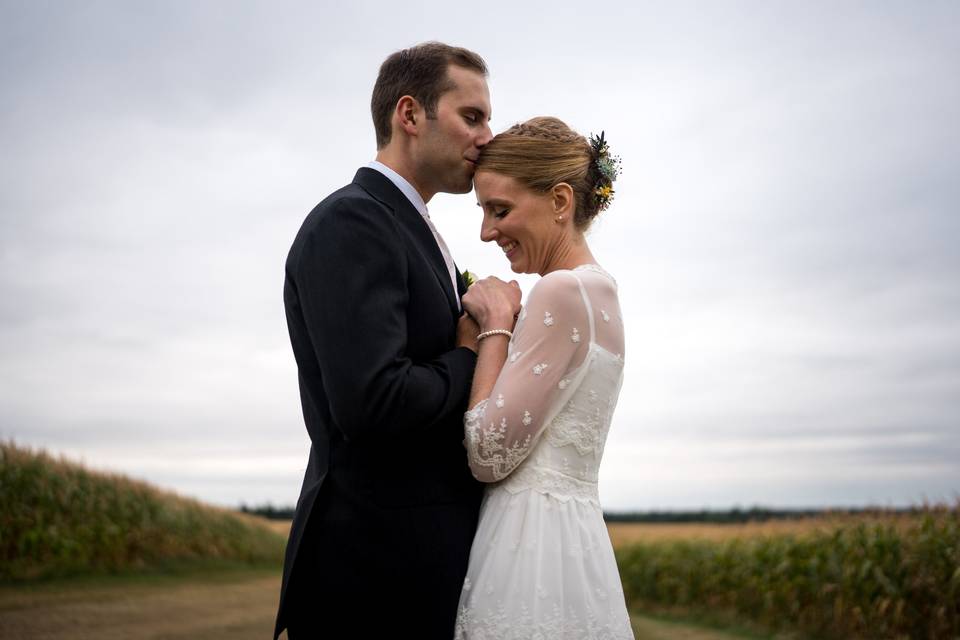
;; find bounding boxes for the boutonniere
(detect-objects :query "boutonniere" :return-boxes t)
[463,270,478,288]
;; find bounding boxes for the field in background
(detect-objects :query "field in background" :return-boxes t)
[0,442,285,582]
[606,511,919,547]
[616,505,960,639]
[3,442,956,639]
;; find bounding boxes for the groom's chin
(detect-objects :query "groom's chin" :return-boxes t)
[452,169,476,194]
[451,179,474,194]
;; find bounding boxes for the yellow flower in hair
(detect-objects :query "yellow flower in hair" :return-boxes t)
[594,185,615,212]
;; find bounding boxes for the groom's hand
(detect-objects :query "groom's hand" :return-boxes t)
[462,277,522,333]
[457,313,481,353]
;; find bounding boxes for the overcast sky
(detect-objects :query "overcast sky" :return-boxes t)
[2,1,958,510]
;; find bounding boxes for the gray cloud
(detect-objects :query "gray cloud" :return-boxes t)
[2,1,958,508]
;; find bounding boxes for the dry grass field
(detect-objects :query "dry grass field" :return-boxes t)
[263,519,293,536]
[605,512,917,548]
[265,517,867,548]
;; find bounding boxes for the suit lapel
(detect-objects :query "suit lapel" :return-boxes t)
[353,168,460,318]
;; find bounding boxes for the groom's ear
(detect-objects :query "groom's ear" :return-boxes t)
[552,183,575,216]
[395,95,422,137]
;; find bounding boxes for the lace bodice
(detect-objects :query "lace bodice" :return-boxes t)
[464,265,625,498]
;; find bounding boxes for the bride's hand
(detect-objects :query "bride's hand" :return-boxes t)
[462,277,521,332]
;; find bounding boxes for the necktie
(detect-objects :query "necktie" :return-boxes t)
[422,212,461,312]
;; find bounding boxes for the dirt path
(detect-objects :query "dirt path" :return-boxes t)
[0,570,281,640]
[0,569,757,639]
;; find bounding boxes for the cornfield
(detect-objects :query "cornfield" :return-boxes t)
[616,505,960,639]
[0,442,286,581]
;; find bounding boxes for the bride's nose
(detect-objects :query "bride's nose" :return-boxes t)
[480,218,497,243]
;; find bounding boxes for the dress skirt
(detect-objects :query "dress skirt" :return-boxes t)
[454,483,634,639]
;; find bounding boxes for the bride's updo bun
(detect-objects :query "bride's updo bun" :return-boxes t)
[475,116,619,230]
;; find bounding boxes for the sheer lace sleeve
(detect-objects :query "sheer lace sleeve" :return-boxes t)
[464,271,592,482]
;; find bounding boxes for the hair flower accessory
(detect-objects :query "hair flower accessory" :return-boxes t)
[589,131,621,211]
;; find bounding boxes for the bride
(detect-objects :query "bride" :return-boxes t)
[455,117,634,638]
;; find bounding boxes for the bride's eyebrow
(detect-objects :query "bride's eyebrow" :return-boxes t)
[478,198,511,209]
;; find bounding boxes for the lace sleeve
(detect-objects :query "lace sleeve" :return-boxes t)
[464,271,591,482]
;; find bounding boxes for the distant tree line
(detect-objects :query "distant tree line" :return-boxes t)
[239,503,296,520]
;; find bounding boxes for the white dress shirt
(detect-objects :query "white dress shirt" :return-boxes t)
[366,161,461,311]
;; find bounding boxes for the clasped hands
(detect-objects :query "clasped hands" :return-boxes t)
[457,277,522,353]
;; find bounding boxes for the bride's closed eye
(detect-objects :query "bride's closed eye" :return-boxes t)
[494,209,510,219]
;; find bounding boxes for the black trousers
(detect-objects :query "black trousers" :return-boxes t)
[283,500,476,639]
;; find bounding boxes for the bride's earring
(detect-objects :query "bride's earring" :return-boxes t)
[554,215,564,224]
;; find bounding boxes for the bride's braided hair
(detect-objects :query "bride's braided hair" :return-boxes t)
[475,116,617,230]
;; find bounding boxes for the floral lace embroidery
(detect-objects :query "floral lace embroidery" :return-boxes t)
[532,363,548,375]
[543,311,554,326]
[464,400,535,481]
[571,327,581,343]
[545,394,609,457]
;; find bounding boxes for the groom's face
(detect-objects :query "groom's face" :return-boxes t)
[417,65,492,196]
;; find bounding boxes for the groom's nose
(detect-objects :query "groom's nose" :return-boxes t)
[476,123,493,148]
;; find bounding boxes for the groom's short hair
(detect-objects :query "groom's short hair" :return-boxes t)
[372,42,488,149]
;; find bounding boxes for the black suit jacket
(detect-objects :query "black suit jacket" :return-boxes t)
[275,168,482,639]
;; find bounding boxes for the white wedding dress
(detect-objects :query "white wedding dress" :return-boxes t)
[455,264,634,639]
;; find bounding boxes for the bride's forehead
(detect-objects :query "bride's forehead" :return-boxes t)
[474,171,521,194]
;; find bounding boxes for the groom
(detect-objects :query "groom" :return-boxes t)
[276,43,517,639]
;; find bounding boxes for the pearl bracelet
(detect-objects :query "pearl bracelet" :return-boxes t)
[476,329,513,341]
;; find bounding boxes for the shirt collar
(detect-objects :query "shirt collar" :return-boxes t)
[366,161,429,218]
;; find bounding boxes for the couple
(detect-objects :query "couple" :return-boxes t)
[276,42,633,639]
